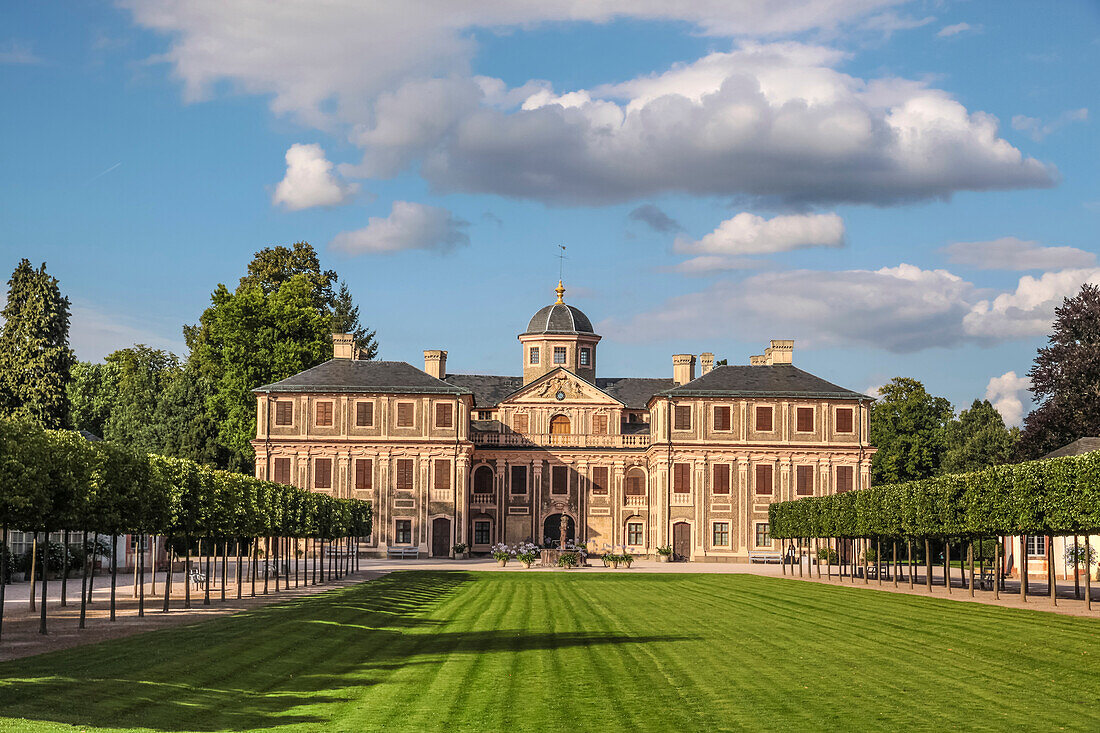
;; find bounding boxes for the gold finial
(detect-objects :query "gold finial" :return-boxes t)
[555,279,565,304]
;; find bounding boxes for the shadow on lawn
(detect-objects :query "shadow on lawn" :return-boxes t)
[0,571,692,732]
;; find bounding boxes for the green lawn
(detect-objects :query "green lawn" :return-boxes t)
[1,571,1098,732]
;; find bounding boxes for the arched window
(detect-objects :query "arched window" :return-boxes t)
[549,415,571,435]
[473,465,494,494]
[625,467,646,495]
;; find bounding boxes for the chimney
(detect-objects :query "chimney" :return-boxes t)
[700,352,714,375]
[423,349,448,380]
[673,354,696,385]
[749,355,767,366]
[764,339,794,365]
[332,333,357,360]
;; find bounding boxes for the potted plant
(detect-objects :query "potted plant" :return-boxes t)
[515,542,539,569]
[816,547,838,566]
[558,551,579,569]
[451,543,468,560]
[490,542,513,567]
[656,545,673,563]
[620,551,634,569]
[606,553,621,569]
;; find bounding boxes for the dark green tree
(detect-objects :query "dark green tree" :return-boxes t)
[869,377,954,484]
[69,361,115,437]
[0,260,75,428]
[940,399,1019,474]
[1018,283,1100,458]
[152,363,227,466]
[332,282,378,359]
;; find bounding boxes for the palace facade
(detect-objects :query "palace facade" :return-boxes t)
[252,282,875,561]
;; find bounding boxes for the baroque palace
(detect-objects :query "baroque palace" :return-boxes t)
[252,282,874,561]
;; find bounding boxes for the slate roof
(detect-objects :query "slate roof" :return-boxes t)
[597,377,677,409]
[658,364,867,401]
[523,303,595,335]
[444,374,523,407]
[1043,437,1100,459]
[255,360,468,395]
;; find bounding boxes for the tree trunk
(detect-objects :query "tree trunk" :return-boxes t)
[87,535,98,605]
[925,539,932,592]
[61,530,69,607]
[0,526,7,642]
[1073,536,1080,600]
[184,538,192,610]
[1085,539,1092,612]
[138,533,146,617]
[944,542,951,594]
[204,538,212,606]
[236,540,243,600]
[892,542,898,587]
[312,538,317,585]
[968,541,975,598]
[39,535,49,635]
[295,539,300,588]
[993,538,1001,601]
[29,533,38,612]
[151,535,158,597]
[251,538,257,597]
[876,539,882,586]
[163,536,173,613]
[78,530,89,629]
[907,539,914,589]
[1048,535,1057,606]
[1020,535,1028,602]
[221,540,228,602]
[263,537,270,594]
[110,533,119,621]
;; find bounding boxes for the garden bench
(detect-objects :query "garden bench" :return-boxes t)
[189,569,207,590]
[749,552,781,564]
[387,547,420,559]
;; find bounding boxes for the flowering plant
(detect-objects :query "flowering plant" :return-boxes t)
[452,543,468,555]
[656,545,673,557]
[515,542,540,564]
[558,551,580,568]
[490,542,514,561]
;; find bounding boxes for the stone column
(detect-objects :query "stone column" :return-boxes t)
[456,455,470,545]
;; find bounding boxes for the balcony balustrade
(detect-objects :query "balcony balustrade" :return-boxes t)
[471,493,495,505]
[670,492,694,507]
[623,494,647,507]
[470,432,650,449]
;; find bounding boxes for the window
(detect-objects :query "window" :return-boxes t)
[673,462,691,493]
[434,459,450,491]
[1027,535,1047,557]
[835,408,854,433]
[796,407,814,432]
[553,346,567,364]
[593,414,608,435]
[473,465,494,494]
[315,401,333,427]
[275,401,293,426]
[592,466,609,495]
[474,521,491,545]
[712,464,730,494]
[435,403,453,428]
[273,457,291,485]
[314,458,332,489]
[625,468,645,495]
[529,347,540,365]
[627,522,643,545]
[796,465,814,495]
[755,464,773,495]
[356,401,373,427]
[579,347,591,366]
[549,415,571,435]
[355,459,372,491]
[755,405,773,432]
[514,413,529,433]
[396,459,414,491]
[674,405,692,431]
[713,405,731,431]
[836,465,854,493]
[510,465,527,494]
[552,465,568,494]
[755,523,771,547]
[394,520,412,545]
[478,410,492,420]
[396,402,414,427]
[713,522,730,547]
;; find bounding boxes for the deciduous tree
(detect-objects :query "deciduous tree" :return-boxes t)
[869,377,953,484]
[941,399,1019,474]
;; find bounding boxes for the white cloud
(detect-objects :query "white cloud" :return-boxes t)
[671,256,769,275]
[864,384,885,398]
[0,40,43,65]
[937,22,977,38]
[963,268,1100,339]
[272,143,358,210]
[329,201,469,255]
[1012,108,1088,142]
[124,3,1054,207]
[942,237,1097,271]
[675,212,845,256]
[985,371,1031,426]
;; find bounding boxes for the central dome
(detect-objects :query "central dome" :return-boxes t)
[525,302,594,335]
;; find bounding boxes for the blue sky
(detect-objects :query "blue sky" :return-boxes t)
[2,1,1098,425]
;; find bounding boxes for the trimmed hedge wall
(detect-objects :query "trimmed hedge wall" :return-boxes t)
[770,452,1100,540]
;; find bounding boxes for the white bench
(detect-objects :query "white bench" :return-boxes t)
[386,547,419,559]
[749,552,782,564]
[189,568,207,590]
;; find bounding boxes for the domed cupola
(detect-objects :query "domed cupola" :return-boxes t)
[519,281,601,385]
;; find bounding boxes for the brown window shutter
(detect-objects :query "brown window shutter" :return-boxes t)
[755,406,772,432]
[755,464,772,494]
[355,459,372,491]
[837,465,853,493]
[592,466,609,494]
[275,401,293,426]
[316,402,333,427]
[434,459,450,490]
[674,405,691,431]
[796,407,813,432]
[356,402,373,427]
[274,457,291,485]
[510,465,527,494]
[673,462,690,493]
[396,459,414,491]
[514,414,529,433]
[796,465,813,495]
[552,465,568,493]
[397,403,413,427]
[713,463,730,493]
[593,415,608,435]
[435,403,453,428]
[836,408,853,433]
[713,406,730,431]
[315,458,332,489]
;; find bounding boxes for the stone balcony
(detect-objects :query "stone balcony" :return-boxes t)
[623,494,647,507]
[471,493,495,506]
[470,432,651,449]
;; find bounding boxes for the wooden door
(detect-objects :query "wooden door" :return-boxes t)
[672,522,691,561]
[550,415,571,434]
[432,518,451,557]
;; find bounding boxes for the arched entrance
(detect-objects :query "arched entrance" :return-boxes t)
[431,517,451,557]
[549,415,571,434]
[542,513,575,547]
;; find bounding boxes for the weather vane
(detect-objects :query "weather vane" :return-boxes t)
[558,244,567,281]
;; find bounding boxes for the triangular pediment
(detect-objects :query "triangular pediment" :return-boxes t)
[502,368,622,406]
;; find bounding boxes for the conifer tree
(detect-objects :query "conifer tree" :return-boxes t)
[0,259,75,428]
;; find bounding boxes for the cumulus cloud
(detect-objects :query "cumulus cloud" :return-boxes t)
[963,268,1100,339]
[985,371,1031,426]
[675,212,845,256]
[937,22,977,38]
[1012,108,1088,142]
[942,237,1097,271]
[629,204,682,233]
[671,256,769,275]
[329,201,469,255]
[272,143,358,210]
[124,3,1054,207]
